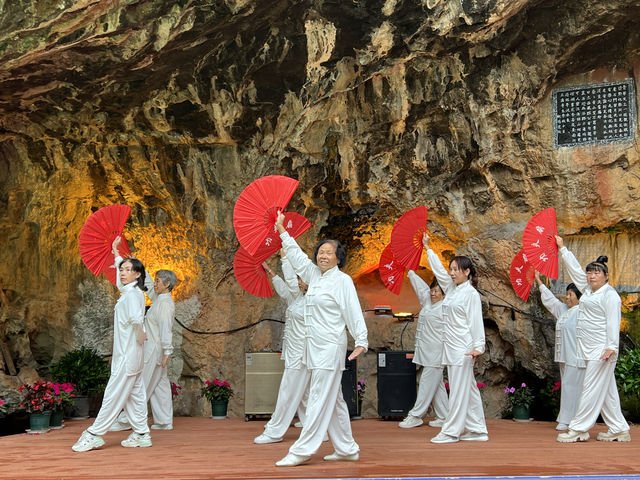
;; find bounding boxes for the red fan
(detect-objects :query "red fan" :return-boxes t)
[99,236,132,286]
[510,249,535,301]
[379,244,406,295]
[522,208,558,279]
[233,175,299,256]
[390,206,428,271]
[78,205,132,276]
[252,212,312,262]
[233,247,273,297]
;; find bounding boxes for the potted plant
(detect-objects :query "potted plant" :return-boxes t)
[505,383,535,421]
[18,380,58,432]
[0,398,6,415]
[171,382,182,399]
[50,347,110,418]
[201,379,233,419]
[50,383,75,428]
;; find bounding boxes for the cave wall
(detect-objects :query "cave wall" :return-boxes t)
[0,0,639,417]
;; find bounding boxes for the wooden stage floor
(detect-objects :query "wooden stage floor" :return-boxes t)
[1,417,639,480]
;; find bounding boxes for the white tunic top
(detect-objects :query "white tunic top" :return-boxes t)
[113,256,145,376]
[143,275,175,366]
[272,256,306,369]
[539,284,585,368]
[560,247,622,360]
[280,232,368,371]
[407,270,444,367]
[427,249,485,366]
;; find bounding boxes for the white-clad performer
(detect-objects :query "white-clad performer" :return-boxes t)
[425,234,488,444]
[111,270,177,431]
[555,236,630,443]
[534,271,585,431]
[398,267,449,429]
[72,236,151,452]
[274,212,368,467]
[254,251,310,443]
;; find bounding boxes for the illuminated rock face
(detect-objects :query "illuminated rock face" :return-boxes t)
[0,1,639,417]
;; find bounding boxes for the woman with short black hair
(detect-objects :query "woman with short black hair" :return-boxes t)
[535,271,585,431]
[555,236,630,443]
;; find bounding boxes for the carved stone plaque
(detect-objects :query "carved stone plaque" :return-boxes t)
[552,79,636,148]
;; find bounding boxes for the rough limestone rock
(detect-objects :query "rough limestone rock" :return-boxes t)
[0,0,639,417]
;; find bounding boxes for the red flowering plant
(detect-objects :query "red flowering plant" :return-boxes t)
[18,380,58,413]
[170,382,182,398]
[0,398,6,414]
[201,379,233,402]
[52,383,76,410]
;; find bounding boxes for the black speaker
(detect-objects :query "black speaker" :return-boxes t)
[377,351,416,419]
[341,351,358,417]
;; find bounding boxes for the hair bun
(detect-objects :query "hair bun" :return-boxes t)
[595,255,608,264]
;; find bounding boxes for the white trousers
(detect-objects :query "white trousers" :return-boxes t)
[263,367,309,439]
[144,363,173,426]
[556,363,586,425]
[408,366,448,420]
[441,357,487,437]
[289,367,358,457]
[88,367,149,436]
[569,359,629,434]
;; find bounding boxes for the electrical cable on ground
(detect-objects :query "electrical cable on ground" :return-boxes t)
[173,317,284,335]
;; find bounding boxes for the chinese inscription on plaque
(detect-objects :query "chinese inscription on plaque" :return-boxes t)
[552,79,636,148]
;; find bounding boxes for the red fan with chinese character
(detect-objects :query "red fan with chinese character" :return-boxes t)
[252,212,312,262]
[390,206,428,271]
[233,175,299,256]
[522,207,558,279]
[233,247,273,297]
[379,244,407,295]
[100,238,132,286]
[510,249,535,301]
[78,205,132,278]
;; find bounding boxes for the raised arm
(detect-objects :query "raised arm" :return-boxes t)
[407,270,431,308]
[556,235,587,292]
[536,271,566,320]
[276,211,319,284]
[424,234,454,294]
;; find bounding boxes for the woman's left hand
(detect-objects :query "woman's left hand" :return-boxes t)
[465,349,482,358]
[275,211,286,234]
[600,349,615,361]
[135,325,146,345]
[348,346,366,361]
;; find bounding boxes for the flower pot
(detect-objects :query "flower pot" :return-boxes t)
[49,409,64,429]
[513,404,530,421]
[71,395,90,419]
[211,400,228,419]
[29,411,51,432]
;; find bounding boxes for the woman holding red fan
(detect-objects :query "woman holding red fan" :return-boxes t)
[555,236,630,443]
[273,212,368,467]
[423,233,488,444]
[534,271,585,431]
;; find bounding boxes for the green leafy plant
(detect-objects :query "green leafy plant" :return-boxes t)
[50,347,110,396]
[505,383,535,409]
[616,347,640,421]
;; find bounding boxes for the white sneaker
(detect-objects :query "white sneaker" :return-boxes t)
[254,433,282,444]
[72,430,105,452]
[150,424,173,430]
[109,420,132,432]
[323,451,359,461]
[430,432,459,444]
[294,421,303,428]
[556,423,568,431]
[428,418,445,427]
[398,415,423,428]
[597,430,631,442]
[121,432,152,448]
[275,453,311,467]
[557,430,589,443]
[460,431,489,441]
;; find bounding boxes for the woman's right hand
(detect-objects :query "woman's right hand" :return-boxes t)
[555,235,564,249]
[422,232,430,250]
[534,271,542,286]
[112,235,122,255]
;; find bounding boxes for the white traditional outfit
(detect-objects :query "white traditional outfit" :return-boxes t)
[280,232,368,459]
[428,250,487,440]
[559,247,629,436]
[86,255,149,437]
[403,270,448,423]
[539,284,585,427]
[260,256,309,440]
